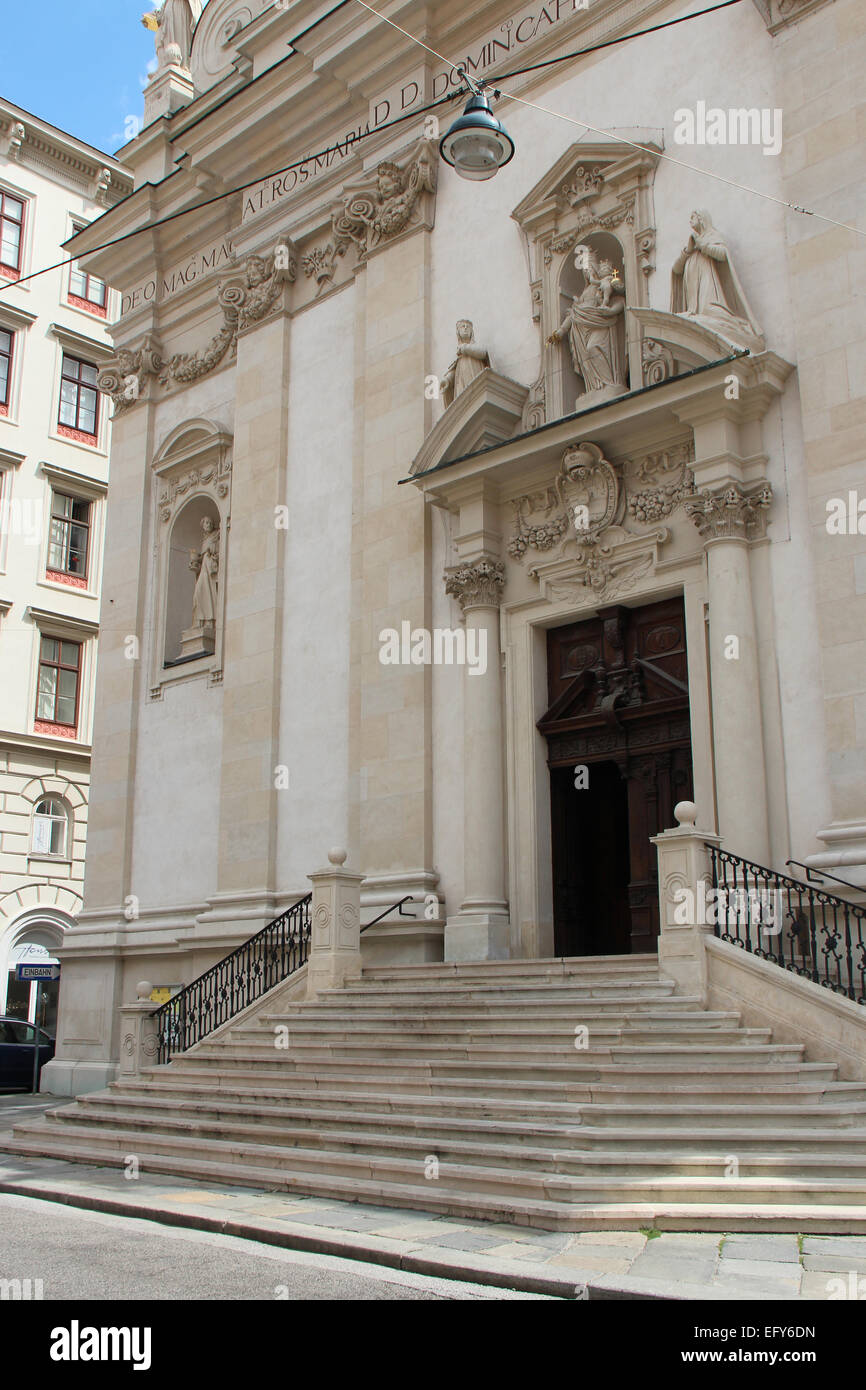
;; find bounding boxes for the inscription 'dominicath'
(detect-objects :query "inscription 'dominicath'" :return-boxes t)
[241,0,587,222]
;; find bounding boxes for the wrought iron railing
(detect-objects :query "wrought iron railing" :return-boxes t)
[706,845,866,1006]
[152,893,312,1064]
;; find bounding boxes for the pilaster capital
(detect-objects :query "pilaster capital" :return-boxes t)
[445,558,505,611]
[684,481,772,543]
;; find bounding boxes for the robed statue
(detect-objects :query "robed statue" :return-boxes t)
[547,246,627,405]
[142,0,203,69]
[190,516,220,629]
[671,210,762,346]
[440,320,490,409]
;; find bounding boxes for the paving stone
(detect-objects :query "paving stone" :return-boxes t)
[483,1243,553,1263]
[721,1236,801,1264]
[556,1242,640,1264]
[571,1231,646,1249]
[548,1252,633,1274]
[802,1236,866,1257]
[799,1271,851,1299]
[649,1232,722,1247]
[630,1256,718,1283]
[715,1258,802,1285]
[416,1230,510,1252]
[802,1254,866,1275]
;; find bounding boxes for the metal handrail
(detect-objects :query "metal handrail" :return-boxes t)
[785,859,864,895]
[360,895,416,934]
[705,844,865,1006]
[152,892,312,1064]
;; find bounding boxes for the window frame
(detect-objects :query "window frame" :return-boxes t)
[58,353,100,439]
[35,634,81,732]
[0,326,11,413]
[0,191,24,278]
[46,490,91,584]
[30,797,69,858]
[68,220,107,316]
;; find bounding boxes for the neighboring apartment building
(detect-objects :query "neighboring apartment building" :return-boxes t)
[0,99,131,1035]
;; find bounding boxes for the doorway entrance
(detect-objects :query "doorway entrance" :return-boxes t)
[539,597,694,955]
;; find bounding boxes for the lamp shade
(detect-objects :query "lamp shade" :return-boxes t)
[439,92,515,181]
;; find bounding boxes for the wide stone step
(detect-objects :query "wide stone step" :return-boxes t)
[359,956,662,981]
[188,1040,802,1069]
[318,982,678,1003]
[65,1096,866,1155]
[38,1108,866,1181]
[8,1121,866,1208]
[230,1025,767,1054]
[238,1012,751,1036]
[261,998,712,1023]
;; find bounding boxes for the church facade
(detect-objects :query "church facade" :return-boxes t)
[43,0,865,1094]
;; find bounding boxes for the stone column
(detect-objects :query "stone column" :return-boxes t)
[306,848,364,999]
[117,982,160,1080]
[686,484,773,865]
[444,559,509,960]
[652,801,721,997]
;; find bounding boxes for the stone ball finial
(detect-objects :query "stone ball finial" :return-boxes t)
[328,847,348,866]
[136,980,154,1000]
[674,801,697,828]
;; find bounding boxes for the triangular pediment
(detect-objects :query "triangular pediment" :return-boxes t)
[410,369,528,477]
[512,135,662,237]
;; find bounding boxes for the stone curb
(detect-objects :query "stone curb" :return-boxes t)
[0,1175,690,1301]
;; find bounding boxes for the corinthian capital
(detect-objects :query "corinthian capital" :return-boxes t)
[684,482,772,542]
[445,559,505,611]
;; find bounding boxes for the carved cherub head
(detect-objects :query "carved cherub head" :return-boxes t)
[376,161,405,200]
[245,255,269,287]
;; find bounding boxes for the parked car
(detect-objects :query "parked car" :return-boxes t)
[0,1017,55,1091]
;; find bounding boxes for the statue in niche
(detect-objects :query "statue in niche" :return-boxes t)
[179,515,219,658]
[440,320,490,409]
[671,210,763,346]
[142,0,203,69]
[547,246,627,407]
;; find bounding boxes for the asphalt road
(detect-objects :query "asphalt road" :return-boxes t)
[0,1194,552,1301]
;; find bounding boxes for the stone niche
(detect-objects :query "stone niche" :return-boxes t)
[512,138,661,427]
[149,418,233,699]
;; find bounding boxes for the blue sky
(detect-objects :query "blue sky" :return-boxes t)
[0,0,159,156]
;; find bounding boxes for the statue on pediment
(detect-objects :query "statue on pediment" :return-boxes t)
[547,246,627,405]
[142,0,202,69]
[440,320,490,409]
[671,210,762,346]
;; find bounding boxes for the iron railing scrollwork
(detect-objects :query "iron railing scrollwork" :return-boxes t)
[706,845,865,1006]
[152,893,312,1064]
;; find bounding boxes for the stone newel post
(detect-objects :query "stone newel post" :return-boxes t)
[306,849,364,999]
[444,558,510,961]
[118,981,160,1079]
[651,802,721,997]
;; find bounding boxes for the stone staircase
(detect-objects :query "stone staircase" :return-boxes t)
[6,955,866,1230]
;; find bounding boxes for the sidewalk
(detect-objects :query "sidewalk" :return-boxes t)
[1,1149,863,1300]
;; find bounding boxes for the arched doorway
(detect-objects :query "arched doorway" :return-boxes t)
[0,915,67,1035]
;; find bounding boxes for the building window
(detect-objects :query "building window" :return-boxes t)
[35,636,80,731]
[47,492,90,584]
[0,192,24,278]
[31,798,68,857]
[68,226,107,317]
[58,354,99,440]
[0,328,11,414]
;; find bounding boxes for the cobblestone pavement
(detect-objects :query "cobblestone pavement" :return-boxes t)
[1,1149,863,1299]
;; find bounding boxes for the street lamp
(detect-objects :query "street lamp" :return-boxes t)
[439,82,515,181]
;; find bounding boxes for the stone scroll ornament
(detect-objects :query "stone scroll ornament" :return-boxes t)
[98,336,165,416]
[331,144,437,261]
[160,245,295,387]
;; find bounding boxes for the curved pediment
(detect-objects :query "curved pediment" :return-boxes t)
[190,0,270,91]
[410,369,529,477]
[629,306,763,377]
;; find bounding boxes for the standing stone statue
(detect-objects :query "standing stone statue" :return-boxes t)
[190,516,219,628]
[179,515,220,658]
[142,0,203,69]
[440,321,490,409]
[547,246,627,406]
[671,210,762,346]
